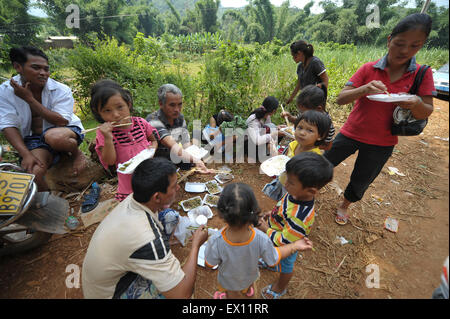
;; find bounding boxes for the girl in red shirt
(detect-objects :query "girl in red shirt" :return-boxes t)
[324,13,435,225]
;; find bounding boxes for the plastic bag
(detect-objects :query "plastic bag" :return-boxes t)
[173,216,195,247]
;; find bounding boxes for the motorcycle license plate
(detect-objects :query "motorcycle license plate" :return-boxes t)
[0,171,34,215]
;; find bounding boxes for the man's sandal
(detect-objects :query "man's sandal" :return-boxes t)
[335,209,349,226]
[261,284,286,299]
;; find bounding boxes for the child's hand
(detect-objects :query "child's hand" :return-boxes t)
[361,80,387,96]
[281,111,290,118]
[293,237,314,251]
[257,216,269,232]
[99,122,114,140]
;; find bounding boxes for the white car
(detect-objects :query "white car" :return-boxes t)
[433,63,449,100]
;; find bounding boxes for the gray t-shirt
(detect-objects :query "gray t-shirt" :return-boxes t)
[205,226,281,291]
[296,56,326,89]
[146,109,190,159]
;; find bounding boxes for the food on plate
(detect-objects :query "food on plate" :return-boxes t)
[204,194,219,207]
[205,180,221,194]
[180,196,203,210]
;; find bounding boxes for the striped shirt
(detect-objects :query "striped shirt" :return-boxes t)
[267,194,315,246]
[95,117,159,201]
[82,195,185,299]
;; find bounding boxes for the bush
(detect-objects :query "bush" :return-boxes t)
[68,36,162,118]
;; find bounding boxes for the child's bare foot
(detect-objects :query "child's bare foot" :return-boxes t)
[72,149,87,176]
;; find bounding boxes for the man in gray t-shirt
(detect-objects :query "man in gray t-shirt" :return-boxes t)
[146,84,210,173]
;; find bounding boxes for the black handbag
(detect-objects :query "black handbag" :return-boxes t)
[391,64,430,136]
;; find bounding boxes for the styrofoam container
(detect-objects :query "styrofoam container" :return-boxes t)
[185,145,209,159]
[205,180,222,195]
[179,196,203,212]
[185,182,206,193]
[187,205,214,225]
[214,173,234,184]
[203,194,220,207]
[117,148,155,174]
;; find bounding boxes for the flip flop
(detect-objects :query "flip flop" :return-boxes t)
[81,182,101,213]
[335,209,349,226]
[261,284,286,299]
[245,286,255,297]
[213,291,226,299]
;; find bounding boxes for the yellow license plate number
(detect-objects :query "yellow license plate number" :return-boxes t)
[0,171,34,215]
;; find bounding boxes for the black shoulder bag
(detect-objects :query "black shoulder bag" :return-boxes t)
[391,64,430,136]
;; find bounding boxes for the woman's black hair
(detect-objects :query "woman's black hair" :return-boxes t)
[286,152,333,189]
[9,46,48,66]
[390,13,432,39]
[294,110,331,146]
[216,110,234,126]
[290,40,314,59]
[89,79,133,123]
[217,183,261,228]
[250,96,279,120]
[132,157,177,203]
[296,85,328,111]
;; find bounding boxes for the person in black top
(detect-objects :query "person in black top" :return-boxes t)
[286,41,329,105]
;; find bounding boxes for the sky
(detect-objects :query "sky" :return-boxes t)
[28,0,449,17]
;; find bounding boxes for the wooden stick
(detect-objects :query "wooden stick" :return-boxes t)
[81,122,132,134]
[280,104,291,127]
[177,168,197,184]
[335,255,347,273]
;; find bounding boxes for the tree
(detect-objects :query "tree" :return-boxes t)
[195,0,220,33]
[0,0,41,46]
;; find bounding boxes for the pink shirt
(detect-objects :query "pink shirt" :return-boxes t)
[95,117,159,201]
[341,56,435,146]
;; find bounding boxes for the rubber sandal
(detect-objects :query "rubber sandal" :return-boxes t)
[335,209,349,226]
[261,284,286,299]
[213,291,226,299]
[258,258,279,272]
[245,286,254,297]
[81,182,101,213]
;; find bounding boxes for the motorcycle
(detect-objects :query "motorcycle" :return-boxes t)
[0,146,70,257]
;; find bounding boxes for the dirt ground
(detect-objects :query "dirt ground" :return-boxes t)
[0,98,448,299]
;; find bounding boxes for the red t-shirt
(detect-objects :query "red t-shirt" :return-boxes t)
[340,57,435,146]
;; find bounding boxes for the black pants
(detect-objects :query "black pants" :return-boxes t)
[324,133,394,203]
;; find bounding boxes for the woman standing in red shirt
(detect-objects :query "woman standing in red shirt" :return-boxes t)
[324,13,436,225]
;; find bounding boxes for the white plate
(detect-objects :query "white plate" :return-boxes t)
[203,194,220,207]
[179,196,203,212]
[366,93,415,103]
[197,241,218,269]
[260,155,290,177]
[117,148,155,174]
[214,174,234,184]
[185,145,209,159]
[205,180,222,195]
[185,182,206,193]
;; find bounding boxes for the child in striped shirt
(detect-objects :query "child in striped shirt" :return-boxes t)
[281,84,335,150]
[258,152,334,299]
